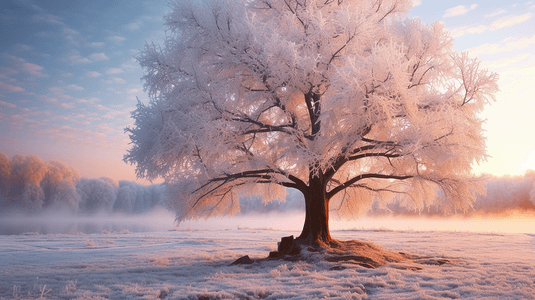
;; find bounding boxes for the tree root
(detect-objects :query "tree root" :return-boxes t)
[265,235,410,268]
[230,236,453,269]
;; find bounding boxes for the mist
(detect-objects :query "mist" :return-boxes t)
[1,152,535,235]
[0,153,164,214]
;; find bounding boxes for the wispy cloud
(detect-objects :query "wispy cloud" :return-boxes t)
[63,52,91,65]
[0,81,24,93]
[449,13,533,37]
[60,102,75,109]
[31,13,65,26]
[76,97,100,104]
[62,27,83,46]
[97,124,115,134]
[0,100,16,108]
[468,34,535,57]
[89,53,109,61]
[40,95,59,103]
[87,71,102,78]
[48,87,64,94]
[485,9,507,18]
[126,21,143,30]
[107,68,124,74]
[22,62,47,77]
[90,42,105,48]
[2,55,47,77]
[113,77,126,84]
[108,35,126,43]
[490,13,533,31]
[15,44,34,52]
[443,4,478,18]
[66,84,84,91]
[484,53,531,69]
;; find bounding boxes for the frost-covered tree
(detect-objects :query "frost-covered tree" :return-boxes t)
[125,0,498,245]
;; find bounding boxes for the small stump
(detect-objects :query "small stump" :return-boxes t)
[230,255,254,265]
[268,235,302,258]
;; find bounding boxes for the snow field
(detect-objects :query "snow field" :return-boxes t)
[1,229,534,299]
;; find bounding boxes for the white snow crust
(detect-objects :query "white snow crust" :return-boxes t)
[1,226,534,299]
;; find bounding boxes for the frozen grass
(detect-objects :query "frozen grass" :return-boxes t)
[1,228,534,299]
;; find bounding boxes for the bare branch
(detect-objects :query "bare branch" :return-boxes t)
[327,173,412,199]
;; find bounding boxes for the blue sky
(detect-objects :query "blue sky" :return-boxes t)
[0,0,534,182]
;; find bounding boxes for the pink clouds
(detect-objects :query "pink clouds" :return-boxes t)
[0,81,24,93]
[0,100,16,108]
[108,35,126,43]
[60,102,75,109]
[90,42,105,48]
[106,68,123,74]
[66,84,84,91]
[22,62,47,77]
[39,95,59,103]
[86,71,102,78]
[449,13,533,38]
[1,55,48,78]
[443,4,478,18]
[89,53,109,62]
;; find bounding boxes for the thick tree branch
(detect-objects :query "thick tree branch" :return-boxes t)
[304,90,322,137]
[327,173,412,199]
[192,168,307,208]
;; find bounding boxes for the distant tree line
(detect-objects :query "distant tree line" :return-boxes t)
[0,153,163,214]
[1,153,534,216]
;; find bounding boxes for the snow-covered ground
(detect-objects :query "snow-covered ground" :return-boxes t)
[1,214,534,299]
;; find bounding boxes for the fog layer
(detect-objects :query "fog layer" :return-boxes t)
[0,153,163,214]
[1,153,535,217]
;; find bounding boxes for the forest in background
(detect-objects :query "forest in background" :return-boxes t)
[1,152,534,216]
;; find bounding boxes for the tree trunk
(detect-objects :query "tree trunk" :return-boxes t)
[297,173,333,245]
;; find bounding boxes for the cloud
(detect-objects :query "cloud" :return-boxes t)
[89,53,109,62]
[63,27,83,46]
[490,13,533,31]
[40,95,59,103]
[443,4,478,18]
[448,13,533,38]
[76,97,100,104]
[485,53,531,69]
[64,53,91,65]
[0,81,24,93]
[485,9,507,18]
[107,68,123,74]
[31,13,65,26]
[467,34,535,57]
[16,44,34,51]
[0,100,16,108]
[97,124,115,133]
[48,87,64,94]
[22,62,47,77]
[2,55,47,77]
[90,42,105,48]
[87,71,102,78]
[63,27,80,36]
[66,84,84,91]
[126,21,143,30]
[113,78,126,84]
[60,102,75,109]
[108,35,126,43]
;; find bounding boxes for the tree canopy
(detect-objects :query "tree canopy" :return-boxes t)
[125,0,498,241]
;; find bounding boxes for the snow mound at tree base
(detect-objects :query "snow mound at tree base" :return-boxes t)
[266,236,411,269]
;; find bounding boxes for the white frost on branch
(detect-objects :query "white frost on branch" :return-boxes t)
[125,0,499,222]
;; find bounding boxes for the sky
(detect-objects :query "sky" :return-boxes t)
[0,0,534,183]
